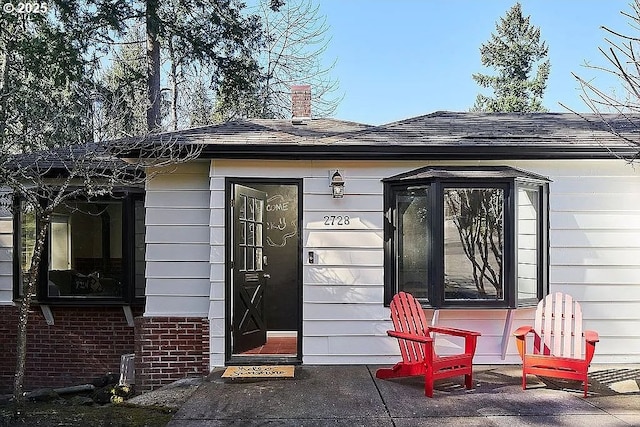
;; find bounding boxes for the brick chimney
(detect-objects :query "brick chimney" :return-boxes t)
[291,85,311,120]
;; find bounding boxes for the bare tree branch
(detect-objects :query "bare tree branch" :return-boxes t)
[567,0,640,163]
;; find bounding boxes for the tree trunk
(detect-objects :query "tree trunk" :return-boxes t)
[168,38,179,131]
[14,216,49,403]
[146,0,161,132]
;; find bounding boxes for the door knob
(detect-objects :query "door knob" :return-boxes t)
[263,274,271,279]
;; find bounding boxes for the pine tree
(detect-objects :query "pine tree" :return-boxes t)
[472,2,550,112]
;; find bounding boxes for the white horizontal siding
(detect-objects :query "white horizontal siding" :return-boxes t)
[307,249,383,266]
[208,170,226,367]
[0,212,13,305]
[304,266,383,286]
[543,160,640,364]
[552,229,640,248]
[551,211,640,230]
[305,194,382,211]
[146,244,209,261]
[551,246,640,267]
[551,266,640,285]
[203,158,640,367]
[301,167,392,365]
[146,278,211,296]
[146,208,210,226]
[305,230,383,248]
[144,162,210,317]
[145,226,209,244]
[146,261,210,278]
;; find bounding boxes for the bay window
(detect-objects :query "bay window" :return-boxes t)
[384,166,549,308]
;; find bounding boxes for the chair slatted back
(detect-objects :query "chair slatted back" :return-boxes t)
[389,292,432,363]
[533,292,583,358]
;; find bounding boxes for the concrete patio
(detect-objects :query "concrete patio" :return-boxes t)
[167,364,640,426]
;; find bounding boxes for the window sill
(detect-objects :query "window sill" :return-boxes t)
[14,298,144,308]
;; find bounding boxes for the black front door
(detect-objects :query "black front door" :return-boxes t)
[232,184,268,353]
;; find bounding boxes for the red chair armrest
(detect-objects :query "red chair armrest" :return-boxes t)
[584,330,599,344]
[513,325,534,339]
[387,330,433,344]
[513,325,534,360]
[429,326,481,338]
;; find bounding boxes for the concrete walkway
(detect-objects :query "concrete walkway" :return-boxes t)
[168,365,640,426]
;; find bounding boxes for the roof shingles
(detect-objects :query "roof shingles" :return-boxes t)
[141,111,640,159]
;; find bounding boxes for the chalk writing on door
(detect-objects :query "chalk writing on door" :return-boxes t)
[265,194,297,247]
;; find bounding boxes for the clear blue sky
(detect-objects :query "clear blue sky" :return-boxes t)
[317,1,632,125]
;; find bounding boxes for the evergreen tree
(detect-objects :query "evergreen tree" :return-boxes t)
[472,2,550,112]
[96,27,149,139]
[0,0,261,399]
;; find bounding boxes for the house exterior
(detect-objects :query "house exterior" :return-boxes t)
[1,105,640,392]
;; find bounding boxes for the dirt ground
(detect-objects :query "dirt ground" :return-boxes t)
[0,377,203,426]
[0,401,174,427]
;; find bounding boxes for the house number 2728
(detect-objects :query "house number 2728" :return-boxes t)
[323,215,350,226]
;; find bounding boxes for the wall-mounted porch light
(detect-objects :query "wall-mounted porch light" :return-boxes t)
[330,170,345,198]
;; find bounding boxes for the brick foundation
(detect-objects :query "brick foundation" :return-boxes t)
[0,305,141,394]
[134,317,210,392]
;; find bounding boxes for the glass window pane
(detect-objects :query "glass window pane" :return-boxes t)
[47,202,123,298]
[517,188,539,301]
[444,188,504,301]
[396,187,430,300]
[240,221,246,245]
[246,247,255,271]
[248,197,255,221]
[255,199,263,223]
[239,195,247,220]
[240,248,246,271]
[247,222,255,246]
[256,247,263,271]
[256,223,262,246]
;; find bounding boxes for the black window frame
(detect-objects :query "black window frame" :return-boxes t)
[12,191,145,306]
[383,166,549,309]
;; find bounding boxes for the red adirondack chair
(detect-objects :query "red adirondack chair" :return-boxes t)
[514,292,599,397]
[376,292,481,397]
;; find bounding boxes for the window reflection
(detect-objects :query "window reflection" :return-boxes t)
[47,202,123,298]
[444,188,504,301]
[396,188,430,300]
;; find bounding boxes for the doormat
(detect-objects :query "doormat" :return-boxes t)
[222,365,295,378]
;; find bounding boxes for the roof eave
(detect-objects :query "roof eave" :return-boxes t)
[197,144,636,160]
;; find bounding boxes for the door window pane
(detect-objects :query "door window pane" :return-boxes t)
[256,223,263,247]
[248,197,255,221]
[255,199,263,223]
[239,195,247,220]
[444,188,504,301]
[247,222,255,246]
[246,247,255,271]
[255,247,263,271]
[240,222,246,245]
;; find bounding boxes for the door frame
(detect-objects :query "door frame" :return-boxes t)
[224,177,303,365]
